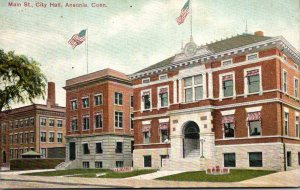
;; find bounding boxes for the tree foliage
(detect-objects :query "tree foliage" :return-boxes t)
[0,49,47,112]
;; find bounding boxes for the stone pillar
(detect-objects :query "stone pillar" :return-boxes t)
[178,79,182,103]
[173,80,177,104]
[203,74,207,99]
[208,72,213,99]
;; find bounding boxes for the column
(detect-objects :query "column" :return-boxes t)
[178,79,182,103]
[173,80,177,104]
[208,72,213,99]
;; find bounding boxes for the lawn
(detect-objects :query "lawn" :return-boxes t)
[157,169,276,182]
[23,169,157,178]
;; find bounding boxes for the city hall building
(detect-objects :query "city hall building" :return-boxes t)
[0,82,66,167]
[130,31,300,171]
[62,69,134,169]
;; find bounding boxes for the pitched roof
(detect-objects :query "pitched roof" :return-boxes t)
[134,33,272,74]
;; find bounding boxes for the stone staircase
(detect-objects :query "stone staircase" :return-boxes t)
[55,161,72,170]
[186,149,200,158]
[161,157,208,171]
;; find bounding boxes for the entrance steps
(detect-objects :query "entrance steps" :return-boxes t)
[161,157,208,171]
[186,149,200,158]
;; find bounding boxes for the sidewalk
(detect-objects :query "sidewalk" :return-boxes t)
[128,170,184,180]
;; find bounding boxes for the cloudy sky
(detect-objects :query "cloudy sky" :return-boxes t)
[0,0,299,108]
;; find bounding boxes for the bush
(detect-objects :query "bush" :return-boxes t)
[10,159,64,170]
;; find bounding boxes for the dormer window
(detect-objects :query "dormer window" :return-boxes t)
[142,78,150,84]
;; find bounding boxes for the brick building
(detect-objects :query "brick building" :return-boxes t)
[129,31,300,171]
[63,68,134,169]
[0,82,66,166]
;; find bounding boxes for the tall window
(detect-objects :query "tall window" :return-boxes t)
[158,87,168,107]
[25,118,29,127]
[224,153,236,167]
[246,69,260,93]
[287,151,292,167]
[130,96,134,107]
[222,75,233,97]
[284,112,289,136]
[295,78,299,97]
[20,120,23,128]
[71,118,78,131]
[10,135,13,145]
[57,120,63,128]
[30,117,34,126]
[49,119,55,127]
[184,75,203,102]
[82,97,89,108]
[142,91,151,110]
[94,94,103,106]
[96,142,103,154]
[41,148,46,158]
[15,120,18,128]
[71,100,78,110]
[247,112,261,136]
[40,117,46,127]
[94,113,103,129]
[283,71,288,93]
[41,132,46,142]
[82,143,90,154]
[114,92,123,105]
[115,142,123,153]
[114,111,123,128]
[49,132,54,142]
[20,133,23,144]
[222,115,235,138]
[57,133,63,143]
[25,133,28,144]
[83,116,90,130]
[249,152,262,167]
[30,132,35,143]
[14,134,18,144]
[160,129,168,143]
[143,125,150,144]
[296,116,299,138]
[130,113,134,130]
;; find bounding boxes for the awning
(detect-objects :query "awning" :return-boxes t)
[159,88,168,95]
[222,115,234,124]
[159,122,169,130]
[247,111,261,121]
[142,91,150,99]
[142,124,151,132]
[246,69,259,77]
[222,75,233,82]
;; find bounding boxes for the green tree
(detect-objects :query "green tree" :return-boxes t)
[0,49,47,112]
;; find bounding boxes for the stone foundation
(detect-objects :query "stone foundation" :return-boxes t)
[133,148,169,169]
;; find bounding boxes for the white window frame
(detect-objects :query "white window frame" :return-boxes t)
[246,52,259,61]
[159,74,168,80]
[40,117,47,127]
[295,113,300,138]
[114,111,123,128]
[140,89,152,111]
[70,99,78,110]
[183,74,204,102]
[82,96,89,109]
[284,111,289,136]
[82,115,90,131]
[71,117,78,131]
[219,72,236,100]
[94,93,103,106]
[40,131,47,143]
[114,92,123,105]
[142,78,150,84]
[221,59,233,67]
[294,77,299,98]
[49,118,55,127]
[282,70,288,93]
[49,131,55,143]
[244,66,263,96]
[246,106,262,137]
[57,119,63,128]
[57,133,63,143]
[157,85,169,109]
[94,112,103,129]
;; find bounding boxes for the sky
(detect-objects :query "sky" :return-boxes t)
[0,0,299,108]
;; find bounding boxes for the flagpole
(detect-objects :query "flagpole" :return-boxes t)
[86,27,89,74]
[190,0,193,42]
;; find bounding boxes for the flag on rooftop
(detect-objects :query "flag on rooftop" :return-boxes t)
[176,0,190,25]
[68,29,87,49]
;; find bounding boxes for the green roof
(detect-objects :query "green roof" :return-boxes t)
[21,150,42,156]
[134,33,272,74]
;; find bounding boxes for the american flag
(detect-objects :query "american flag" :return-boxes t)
[68,29,86,49]
[176,0,190,25]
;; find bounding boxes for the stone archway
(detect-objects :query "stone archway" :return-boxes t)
[2,151,6,163]
[182,121,200,158]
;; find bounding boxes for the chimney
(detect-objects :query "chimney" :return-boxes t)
[254,31,264,37]
[47,82,56,107]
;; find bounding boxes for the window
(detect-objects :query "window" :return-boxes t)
[20,149,23,157]
[71,100,78,110]
[130,114,134,130]
[95,161,102,168]
[131,140,134,153]
[224,153,236,167]
[57,120,63,128]
[114,111,123,128]
[115,142,123,153]
[247,112,261,136]
[144,156,152,167]
[82,97,89,108]
[294,64,298,70]
[19,133,23,144]
[159,74,168,80]
[130,96,133,107]
[30,117,34,126]
[49,119,55,127]
[295,78,299,97]
[246,69,260,93]
[30,132,35,143]
[15,120,18,128]
[94,114,103,129]
[223,115,235,138]
[284,112,289,136]
[15,149,19,159]
[25,118,29,127]
[222,59,232,66]
[283,71,287,93]
[158,87,168,107]
[82,115,90,130]
[49,132,54,142]
[142,78,150,84]
[41,132,46,142]
[9,121,13,129]
[57,133,63,143]
[83,162,90,168]
[25,133,28,143]
[160,129,168,143]
[82,143,90,154]
[10,149,13,159]
[296,116,299,138]
[298,152,300,165]
[184,75,203,102]
[287,151,292,167]
[142,91,151,110]
[114,92,123,105]
[143,131,150,144]
[222,75,234,97]
[96,142,103,154]
[71,118,78,131]
[20,120,23,128]
[41,148,46,158]
[14,134,18,144]
[40,117,46,127]
[10,135,13,145]
[116,161,124,168]
[247,53,258,60]
[94,94,102,106]
[249,152,262,167]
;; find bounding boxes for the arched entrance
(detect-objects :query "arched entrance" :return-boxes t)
[182,121,200,158]
[2,151,6,163]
